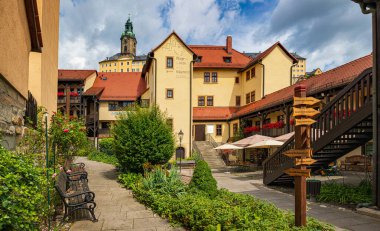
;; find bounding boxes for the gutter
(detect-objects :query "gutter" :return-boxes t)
[290,62,297,85]
[148,52,157,104]
[258,61,265,98]
[189,56,196,156]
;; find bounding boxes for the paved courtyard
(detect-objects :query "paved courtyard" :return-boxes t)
[69,157,182,231]
[210,169,380,231]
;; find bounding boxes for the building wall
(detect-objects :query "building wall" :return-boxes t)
[192,69,241,107]
[40,0,60,115]
[193,121,229,143]
[153,34,194,157]
[98,101,122,121]
[99,58,145,73]
[292,59,306,78]
[0,0,31,98]
[262,46,293,96]
[242,64,263,103]
[84,72,97,92]
[28,52,42,103]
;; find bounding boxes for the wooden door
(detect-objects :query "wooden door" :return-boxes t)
[194,125,206,141]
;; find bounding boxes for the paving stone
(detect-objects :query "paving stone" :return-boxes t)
[127,210,154,219]
[70,220,104,231]
[102,218,134,230]
[133,218,170,229]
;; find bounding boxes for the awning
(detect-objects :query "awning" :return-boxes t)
[246,140,284,148]
[232,134,274,147]
[274,132,295,142]
[214,143,244,150]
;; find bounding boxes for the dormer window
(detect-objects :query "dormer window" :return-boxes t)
[223,57,232,63]
[196,56,202,62]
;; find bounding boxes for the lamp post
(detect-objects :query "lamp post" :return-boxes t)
[44,112,50,230]
[352,0,380,209]
[178,130,184,173]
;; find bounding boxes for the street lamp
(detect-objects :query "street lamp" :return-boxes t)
[43,112,50,230]
[178,130,184,173]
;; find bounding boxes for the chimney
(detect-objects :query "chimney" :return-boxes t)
[226,35,232,54]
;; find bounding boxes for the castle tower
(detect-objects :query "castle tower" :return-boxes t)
[120,17,137,56]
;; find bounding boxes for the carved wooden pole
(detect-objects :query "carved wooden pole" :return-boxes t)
[294,85,308,226]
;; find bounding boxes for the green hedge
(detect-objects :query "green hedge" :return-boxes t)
[121,169,333,231]
[317,181,372,205]
[189,160,217,198]
[88,150,118,166]
[0,147,47,230]
[99,138,114,155]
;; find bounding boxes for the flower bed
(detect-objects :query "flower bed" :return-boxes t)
[120,165,333,231]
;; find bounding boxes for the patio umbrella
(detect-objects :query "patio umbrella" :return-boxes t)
[246,140,284,148]
[274,132,294,142]
[214,143,243,150]
[232,134,274,147]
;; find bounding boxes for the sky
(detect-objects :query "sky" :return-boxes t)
[59,0,372,72]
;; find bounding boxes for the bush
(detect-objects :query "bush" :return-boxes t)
[316,181,372,205]
[113,106,175,173]
[119,172,143,189]
[189,160,217,198]
[99,138,114,155]
[127,169,333,231]
[0,147,47,230]
[88,150,118,166]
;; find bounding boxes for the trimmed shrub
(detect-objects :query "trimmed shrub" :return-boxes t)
[88,150,118,166]
[189,160,217,198]
[0,147,47,230]
[99,138,114,155]
[113,106,175,173]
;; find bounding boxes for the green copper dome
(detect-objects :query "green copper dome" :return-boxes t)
[121,17,135,39]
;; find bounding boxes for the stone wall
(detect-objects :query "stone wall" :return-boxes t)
[0,75,26,150]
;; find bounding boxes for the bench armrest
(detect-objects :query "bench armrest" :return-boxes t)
[67,172,88,181]
[65,191,95,201]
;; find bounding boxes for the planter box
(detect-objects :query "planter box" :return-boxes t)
[306,179,321,197]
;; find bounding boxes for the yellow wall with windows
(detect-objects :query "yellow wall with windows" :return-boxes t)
[192,69,242,107]
[148,34,194,157]
[99,101,120,121]
[242,64,263,104]
[292,59,306,78]
[193,122,229,143]
[262,46,294,96]
[99,58,145,73]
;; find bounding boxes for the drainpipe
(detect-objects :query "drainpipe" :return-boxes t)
[189,57,196,156]
[258,61,265,98]
[290,62,297,85]
[148,52,157,105]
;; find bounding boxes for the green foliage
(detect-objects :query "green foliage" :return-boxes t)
[88,150,118,166]
[316,180,372,205]
[129,169,333,231]
[118,172,143,189]
[99,138,114,155]
[189,160,217,198]
[0,146,48,231]
[49,111,89,164]
[113,106,175,173]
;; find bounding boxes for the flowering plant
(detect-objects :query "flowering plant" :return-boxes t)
[57,92,65,97]
[70,92,79,97]
[243,126,260,134]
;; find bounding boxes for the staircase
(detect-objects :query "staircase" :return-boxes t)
[263,68,373,185]
[193,141,226,170]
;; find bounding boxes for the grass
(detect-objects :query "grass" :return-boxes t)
[88,150,118,166]
[316,180,372,205]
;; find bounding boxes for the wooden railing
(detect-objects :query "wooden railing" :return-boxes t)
[206,134,219,148]
[25,91,37,128]
[85,113,99,125]
[263,68,373,185]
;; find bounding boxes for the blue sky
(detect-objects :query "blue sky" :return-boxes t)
[59,0,372,72]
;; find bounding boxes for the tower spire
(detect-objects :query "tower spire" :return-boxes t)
[120,15,137,56]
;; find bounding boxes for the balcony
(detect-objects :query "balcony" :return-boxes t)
[57,96,81,104]
[86,113,99,125]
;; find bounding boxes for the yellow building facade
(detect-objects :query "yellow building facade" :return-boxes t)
[0,0,60,149]
[98,18,146,73]
[143,33,298,155]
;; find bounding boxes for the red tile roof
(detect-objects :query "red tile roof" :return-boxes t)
[190,45,251,69]
[193,107,239,121]
[82,87,104,97]
[58,69,97,81]
[240,42,298,72]
[234,54,373,118]
[83,72,146,101]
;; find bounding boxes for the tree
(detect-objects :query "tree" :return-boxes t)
[113,106,175,173]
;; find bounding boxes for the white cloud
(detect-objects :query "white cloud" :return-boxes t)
[59,0,372,73]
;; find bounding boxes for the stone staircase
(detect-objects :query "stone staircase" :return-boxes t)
[193,141,226,170]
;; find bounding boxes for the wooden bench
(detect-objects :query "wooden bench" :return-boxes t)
[340,155,372,172]
[55,171,97,222]
[177,160,196,168]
